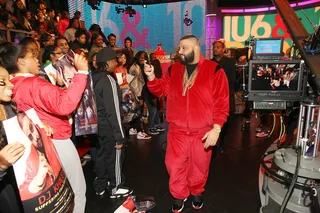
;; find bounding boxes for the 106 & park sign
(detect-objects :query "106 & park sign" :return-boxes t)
[223,6,320,52]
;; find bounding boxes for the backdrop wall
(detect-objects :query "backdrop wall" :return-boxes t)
[223,6,320,52]
[68,0,206,55]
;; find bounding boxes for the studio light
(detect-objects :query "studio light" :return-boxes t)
[141,0,147,8]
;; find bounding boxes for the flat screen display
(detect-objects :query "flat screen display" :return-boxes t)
[255,39,283,55]
[250,61,301,91]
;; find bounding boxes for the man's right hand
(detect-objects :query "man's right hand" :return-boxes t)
[74,54,88,71]
[144,63,155,81]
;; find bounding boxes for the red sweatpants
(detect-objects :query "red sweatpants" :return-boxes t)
[165,129,212,199]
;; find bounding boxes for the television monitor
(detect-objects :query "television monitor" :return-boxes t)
[253,38,284,60]
[248,60,304,101]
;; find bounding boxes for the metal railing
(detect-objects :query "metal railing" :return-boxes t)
[0,27,37,43]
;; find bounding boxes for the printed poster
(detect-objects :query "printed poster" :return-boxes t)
[53,51,98,136]
[3,109,74,213]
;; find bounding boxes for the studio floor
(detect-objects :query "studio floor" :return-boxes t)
[83,114,278,213]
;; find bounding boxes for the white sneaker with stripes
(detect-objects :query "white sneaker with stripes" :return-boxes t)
[110,187,133,199]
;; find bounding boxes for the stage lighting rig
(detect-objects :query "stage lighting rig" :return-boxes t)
[85,0,102,10]
[115,6,125,14]
[125,6,136,17]
[115,5,136,17]
[184,10,193,26]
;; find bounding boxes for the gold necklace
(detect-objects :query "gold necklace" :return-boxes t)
[182,66,198,96]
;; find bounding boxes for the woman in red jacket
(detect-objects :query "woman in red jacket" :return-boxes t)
[0,41,88,213]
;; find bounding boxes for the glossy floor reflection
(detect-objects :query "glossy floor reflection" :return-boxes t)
[84,115,277,213]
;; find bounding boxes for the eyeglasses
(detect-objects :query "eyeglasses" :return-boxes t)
[52,52,62,55]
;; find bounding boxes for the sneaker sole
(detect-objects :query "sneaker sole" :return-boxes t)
[192,202,204,210]
[137,137,152,140]
[96,190,105,196]
[256,134,269,138]
[172,203,184,213]
[148,132,159,135]
[129,133,137,135]
[172,198,187,213]
[110,190,133,199]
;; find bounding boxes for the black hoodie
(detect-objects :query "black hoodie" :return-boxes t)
[92,70,125,145]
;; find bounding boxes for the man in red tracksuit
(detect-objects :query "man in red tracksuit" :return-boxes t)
[144,35,229,212]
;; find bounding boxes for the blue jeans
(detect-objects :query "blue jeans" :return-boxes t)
[145,98,160,129]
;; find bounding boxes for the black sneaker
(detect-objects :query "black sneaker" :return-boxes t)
[154,125,165,132]
[110,186,133,199]
[148,128,160,135]
[172,198,187,213]
[192,195,203,210]
[94,177,109,197]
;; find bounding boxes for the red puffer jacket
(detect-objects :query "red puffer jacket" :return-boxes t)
[11,73,87,139]
[147,56,229,135]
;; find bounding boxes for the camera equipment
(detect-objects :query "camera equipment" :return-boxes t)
[258,1,320,212]
[260,99,320,213]
[247,60,306,109]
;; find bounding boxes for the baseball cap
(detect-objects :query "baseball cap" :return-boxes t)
[96,47,117,63]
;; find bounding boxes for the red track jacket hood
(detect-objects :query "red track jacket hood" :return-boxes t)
[11,74,88,139]
[148,56,229,134]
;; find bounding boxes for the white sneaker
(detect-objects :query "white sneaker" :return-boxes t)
[110,187,133,199]
[129,128,138,135]
[137,131,152,140]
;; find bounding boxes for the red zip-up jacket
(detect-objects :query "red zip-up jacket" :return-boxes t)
[11,73,88,139]
[147,56,229,134]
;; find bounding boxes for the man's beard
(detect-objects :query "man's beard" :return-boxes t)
[179,51,195,65]
[213,51,222,58]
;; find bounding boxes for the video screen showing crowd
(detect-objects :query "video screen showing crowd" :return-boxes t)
[250,61,300,91]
